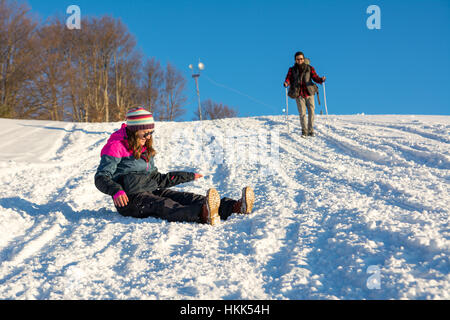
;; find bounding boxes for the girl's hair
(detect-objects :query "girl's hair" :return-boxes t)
[125,127,157,161]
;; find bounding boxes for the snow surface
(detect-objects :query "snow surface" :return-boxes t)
[0,115,448,300]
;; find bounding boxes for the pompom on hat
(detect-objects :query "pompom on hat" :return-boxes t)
[126,107,155,131]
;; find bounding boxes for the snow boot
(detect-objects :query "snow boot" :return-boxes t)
[301,129,308,138]
[201,188,221,226]
[234,186,255,214]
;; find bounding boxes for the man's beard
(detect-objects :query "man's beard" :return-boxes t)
[296,63,306,71]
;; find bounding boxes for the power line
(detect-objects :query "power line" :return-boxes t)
[203,75,281,114]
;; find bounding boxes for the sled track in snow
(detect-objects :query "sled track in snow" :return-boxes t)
[0,116,449,299]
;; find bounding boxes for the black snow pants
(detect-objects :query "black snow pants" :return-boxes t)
[116,188,237,223]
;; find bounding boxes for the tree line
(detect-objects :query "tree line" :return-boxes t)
[0,0,237,122]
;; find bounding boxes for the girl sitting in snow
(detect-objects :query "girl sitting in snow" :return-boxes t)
[94,107,255,226]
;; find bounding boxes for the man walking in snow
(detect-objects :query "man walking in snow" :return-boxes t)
[284,51,326,137]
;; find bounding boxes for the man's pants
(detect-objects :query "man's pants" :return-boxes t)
[295,95,315,134]
[116,188,237,222]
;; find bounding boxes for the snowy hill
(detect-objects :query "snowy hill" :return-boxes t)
[0,115,448,300]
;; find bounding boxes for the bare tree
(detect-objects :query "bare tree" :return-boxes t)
[0,0,39,118]
[62,24,85,122]
[86,16,117,122]
[61,16,138,122]
[194,99,238,120]
[62,20,94,122]
[0,3,189,123]
[159,63,187,121]
[141,57,163,114]
[31,18,68,120]
[110,50,143,121]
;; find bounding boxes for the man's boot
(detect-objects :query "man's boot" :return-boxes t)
[301,129,308,138]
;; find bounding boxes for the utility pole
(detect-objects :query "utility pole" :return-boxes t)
[189,60,205,121]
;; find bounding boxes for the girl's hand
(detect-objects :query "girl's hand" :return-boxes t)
[194,173,203,180]
[114,192,129,207]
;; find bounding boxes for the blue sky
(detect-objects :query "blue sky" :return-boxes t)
[26,0,450,119]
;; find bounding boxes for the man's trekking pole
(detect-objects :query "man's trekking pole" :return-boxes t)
[322,81,329,133]
[285,87,290,133]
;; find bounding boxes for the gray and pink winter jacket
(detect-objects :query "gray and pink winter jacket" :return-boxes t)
[94,123,195,201]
